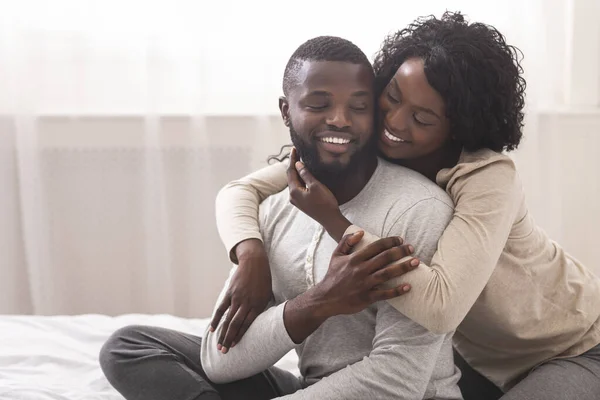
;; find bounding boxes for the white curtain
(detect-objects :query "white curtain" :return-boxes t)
[0,0,597,317]
[0,1,292,317]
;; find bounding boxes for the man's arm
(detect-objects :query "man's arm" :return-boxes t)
[276,302,456,400]
[203,235,418,383]
[201,267,296,384]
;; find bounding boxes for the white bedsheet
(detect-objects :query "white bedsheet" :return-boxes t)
[0,314,299,400]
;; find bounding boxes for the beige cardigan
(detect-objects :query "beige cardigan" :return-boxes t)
[215,149,600,391]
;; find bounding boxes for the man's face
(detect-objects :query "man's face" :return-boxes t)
[280,61,375,181]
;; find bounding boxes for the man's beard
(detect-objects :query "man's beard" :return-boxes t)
[289,122,374,188]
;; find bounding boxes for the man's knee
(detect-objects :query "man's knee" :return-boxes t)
[99,324,148,382]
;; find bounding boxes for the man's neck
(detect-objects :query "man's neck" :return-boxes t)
[324,155,378,205]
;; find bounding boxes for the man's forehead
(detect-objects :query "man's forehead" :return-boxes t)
[294,60,374,94]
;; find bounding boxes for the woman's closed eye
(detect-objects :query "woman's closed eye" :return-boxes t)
[413,113,434,126]
[386,91,400,104]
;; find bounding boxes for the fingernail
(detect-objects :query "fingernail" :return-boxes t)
[408,245,414,253]
[217,344,222,350]
[398,237,404,244]
[403,285,411,292]
[231,341,236,347]
[410,258,419,267]
[221,347,228,354]
[295,161,304,169]
[209,327,215,332]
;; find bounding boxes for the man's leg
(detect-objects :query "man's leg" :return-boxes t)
[500,344,600,400]
[99,325,300,400]
[454,350,503,400]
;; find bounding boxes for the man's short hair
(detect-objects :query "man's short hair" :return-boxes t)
[282,36,373,96]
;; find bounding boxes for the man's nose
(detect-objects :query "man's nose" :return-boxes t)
[325,106,351,129]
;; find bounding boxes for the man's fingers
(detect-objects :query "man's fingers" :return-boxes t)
[335,231,364,256]
[368,257,420,285]
[210,295,231,332]
[369,285,411,303]
[231,309,259,348]
[367,244,414,273]
[220,306,249,353]
[353,236,404,262]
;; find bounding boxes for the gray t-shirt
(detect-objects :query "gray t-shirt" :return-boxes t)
[202,158,462,400]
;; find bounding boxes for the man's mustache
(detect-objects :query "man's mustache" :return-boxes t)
[315,126,353,134]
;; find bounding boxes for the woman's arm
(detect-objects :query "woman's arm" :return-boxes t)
[289,154,522,334]
[347,156,523,333]
[215,161,288,263]
[210,159,289,346]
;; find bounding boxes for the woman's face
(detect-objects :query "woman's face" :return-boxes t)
[378,58,452,160]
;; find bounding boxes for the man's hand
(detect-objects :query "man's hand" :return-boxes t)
[209,239,272,353]
[283,231,419,343]
[315,231,418,315]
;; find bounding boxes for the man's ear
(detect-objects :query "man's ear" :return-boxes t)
[279,96,290,127]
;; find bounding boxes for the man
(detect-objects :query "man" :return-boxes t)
[100,36,461,399]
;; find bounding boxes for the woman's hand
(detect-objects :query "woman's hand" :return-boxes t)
[209,239,272,353]
[287,148,352,241]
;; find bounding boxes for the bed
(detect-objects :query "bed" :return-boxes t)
[0,314,299,400]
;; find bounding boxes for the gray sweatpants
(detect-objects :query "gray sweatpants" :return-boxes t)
[100,324,600,400]
[456,344,600,400]
[99,325,302,400]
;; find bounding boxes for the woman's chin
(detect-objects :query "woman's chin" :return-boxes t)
[377,140,408,161]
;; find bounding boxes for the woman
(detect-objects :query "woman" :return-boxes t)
[212,12,600,400]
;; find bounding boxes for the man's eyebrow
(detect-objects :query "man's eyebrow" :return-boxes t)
[305,90,331,96]
[304,90,371,97]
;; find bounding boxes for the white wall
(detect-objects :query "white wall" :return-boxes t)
[0,0,577,114]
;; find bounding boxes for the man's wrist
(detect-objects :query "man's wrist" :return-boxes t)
[283,287,332,344]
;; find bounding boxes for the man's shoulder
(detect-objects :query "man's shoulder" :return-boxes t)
[259,188,291,218]
[374,158,453,209]
[258,189,301,240]
[369,160,454,264]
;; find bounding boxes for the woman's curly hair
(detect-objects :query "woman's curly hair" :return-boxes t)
[373,11,526,152]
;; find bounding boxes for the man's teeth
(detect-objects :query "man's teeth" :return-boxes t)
[320,137,351,145]
[384,130,406,143]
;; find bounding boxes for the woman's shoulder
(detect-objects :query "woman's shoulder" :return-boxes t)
[458,148,514,166]
[437,148,520,196]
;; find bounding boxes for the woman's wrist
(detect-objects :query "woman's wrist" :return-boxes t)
[235,238,267,265]
[322,212,352,242]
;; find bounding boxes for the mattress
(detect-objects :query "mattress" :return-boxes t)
[0,314,299,400]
